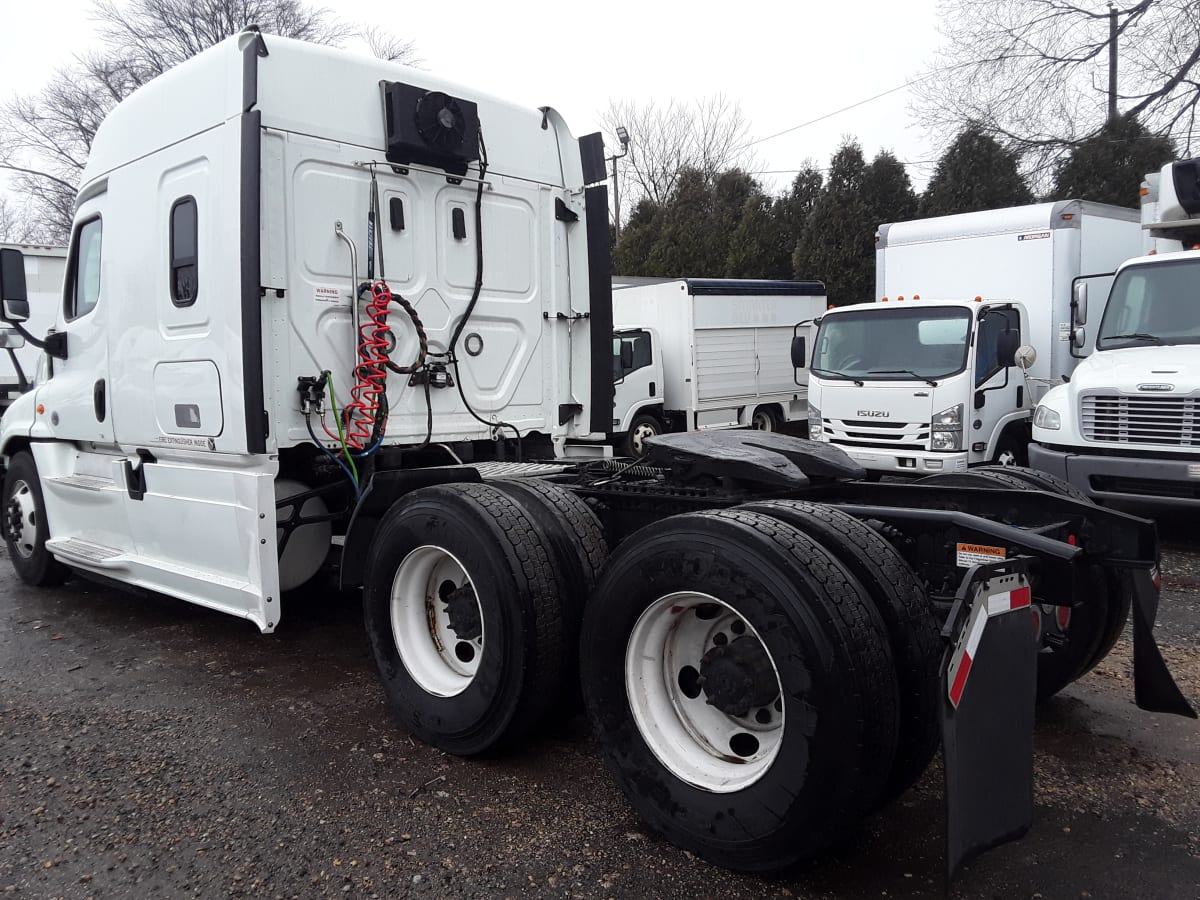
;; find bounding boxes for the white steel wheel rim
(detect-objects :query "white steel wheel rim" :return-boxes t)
[625,592,785,793]
[8,479,38,559]
[752,410,774,431]
[631,422,657,455]
[390,545,484,698]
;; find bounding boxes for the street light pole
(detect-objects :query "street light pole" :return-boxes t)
[607,125,631,241]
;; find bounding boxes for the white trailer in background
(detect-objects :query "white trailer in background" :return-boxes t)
[806,201,1142,476]
[0,244,66,410]
[611,278,826,455]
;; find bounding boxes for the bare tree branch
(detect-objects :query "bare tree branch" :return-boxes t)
[913,0,1197,191]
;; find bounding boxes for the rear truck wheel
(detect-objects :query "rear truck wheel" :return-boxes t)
[491,477,609,699]
[3,451,69,587]
[750,406,779,432]
[976,464,1131,679]
[363,483,566,755]
[737,499,941,801]
[624,413,662,459]
[917,469,1112,700]
[580,509,900,872]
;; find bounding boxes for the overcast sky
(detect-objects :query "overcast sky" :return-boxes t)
[0,0,945,196]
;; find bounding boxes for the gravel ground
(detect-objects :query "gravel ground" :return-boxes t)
[1,514,1198,899]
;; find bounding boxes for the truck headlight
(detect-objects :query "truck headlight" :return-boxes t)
[1033,405,1061,430]
[808,405,822,438]
[931,403,963,452]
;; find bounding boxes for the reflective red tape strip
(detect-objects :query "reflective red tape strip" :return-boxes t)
[949,651,973,707]
[1009,585,1031,609]
[987,584,1033,617]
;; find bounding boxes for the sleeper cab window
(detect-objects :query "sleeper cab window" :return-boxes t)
[67,216,103,320]
[170,196,198,306]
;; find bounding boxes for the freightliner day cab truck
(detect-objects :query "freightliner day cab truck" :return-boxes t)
[1031,158,1200,507]
[805,202,1142,476]
[0,243,66,412]
[0,30,1192,882]
[611,278,826,455]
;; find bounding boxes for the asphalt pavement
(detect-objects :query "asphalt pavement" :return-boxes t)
[1,513,1197,899]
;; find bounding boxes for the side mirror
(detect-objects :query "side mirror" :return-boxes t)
[0,248,31,324]
[1072,281,1088,326]
[1071,325,1087,349]
[1014,344,1037,370]
[619,342,633,371]
[0,329,26,350]
[791,335,807,369]
[997,330,1020,367]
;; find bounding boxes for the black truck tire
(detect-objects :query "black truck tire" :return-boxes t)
[917,468,1111,700]
[977,464,1131,678]
[363,483,566,756]
[3,451,69,587]
[580,509,899,872]
[738,499,941,801]
[624,413,662,459]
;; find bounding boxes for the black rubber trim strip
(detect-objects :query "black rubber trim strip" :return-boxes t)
[584,184,613,435]
[685,278,826,296]
[240,35,267,453]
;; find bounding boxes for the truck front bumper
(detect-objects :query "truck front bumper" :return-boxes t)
[1029,443,1200,508]
[831,443,969,475]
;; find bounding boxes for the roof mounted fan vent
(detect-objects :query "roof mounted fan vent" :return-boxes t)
[382,82,480,176]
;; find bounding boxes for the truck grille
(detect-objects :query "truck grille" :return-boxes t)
[824,418,929,451]
[1080,394,1198,447]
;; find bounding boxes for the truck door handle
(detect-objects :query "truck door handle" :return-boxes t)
[94,379,106,422]
[649,381,656,397]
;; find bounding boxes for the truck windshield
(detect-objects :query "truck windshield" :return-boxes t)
[1096,258,1200,349]
[812,306,971,381]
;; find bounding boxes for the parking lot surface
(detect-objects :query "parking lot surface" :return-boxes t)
[1,514,1197,899]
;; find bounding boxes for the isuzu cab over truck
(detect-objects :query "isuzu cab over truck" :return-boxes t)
[611,278,825,456]
[0,30,1191,884]
[806,203,1141,476]
[1031,158,1200,507]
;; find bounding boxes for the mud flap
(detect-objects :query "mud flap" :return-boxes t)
[940,559,1037,885]
[1128,567,1197,718]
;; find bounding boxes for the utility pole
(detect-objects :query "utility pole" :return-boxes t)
[1107,1,1118,122]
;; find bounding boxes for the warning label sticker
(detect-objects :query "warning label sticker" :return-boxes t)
[1058,321,1071,342]
[956,542,1006,568]
[1017,231,1050,241]
[314,285,343,303]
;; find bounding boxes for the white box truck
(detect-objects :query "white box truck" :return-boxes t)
[805,201,1142,476]
[0,243,65,411]
[611,278,826,455]
[0,29,1188,884]
[1030,158,1200,507]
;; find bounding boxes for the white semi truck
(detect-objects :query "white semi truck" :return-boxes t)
[0,243,65,411]
[805,202,1142,477]
[0,29,1190,883]
[611,278,825,455]
[1030,158,1200,507]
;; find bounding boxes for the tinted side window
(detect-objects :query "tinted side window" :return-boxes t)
[170,197,198,306]
[67,217,103,320]
[975,308,1020,384]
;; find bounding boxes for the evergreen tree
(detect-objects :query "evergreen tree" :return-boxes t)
[920,126,1032,217]
[726,190,790,278]
[646,168,715,276]
[1053,116,1175,207]
[774,165,823,277]
[612,199,663,276]
[794,140,873,305]
[864,151,918,230]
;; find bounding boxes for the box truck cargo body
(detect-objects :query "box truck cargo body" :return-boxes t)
[611,278,826,453]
